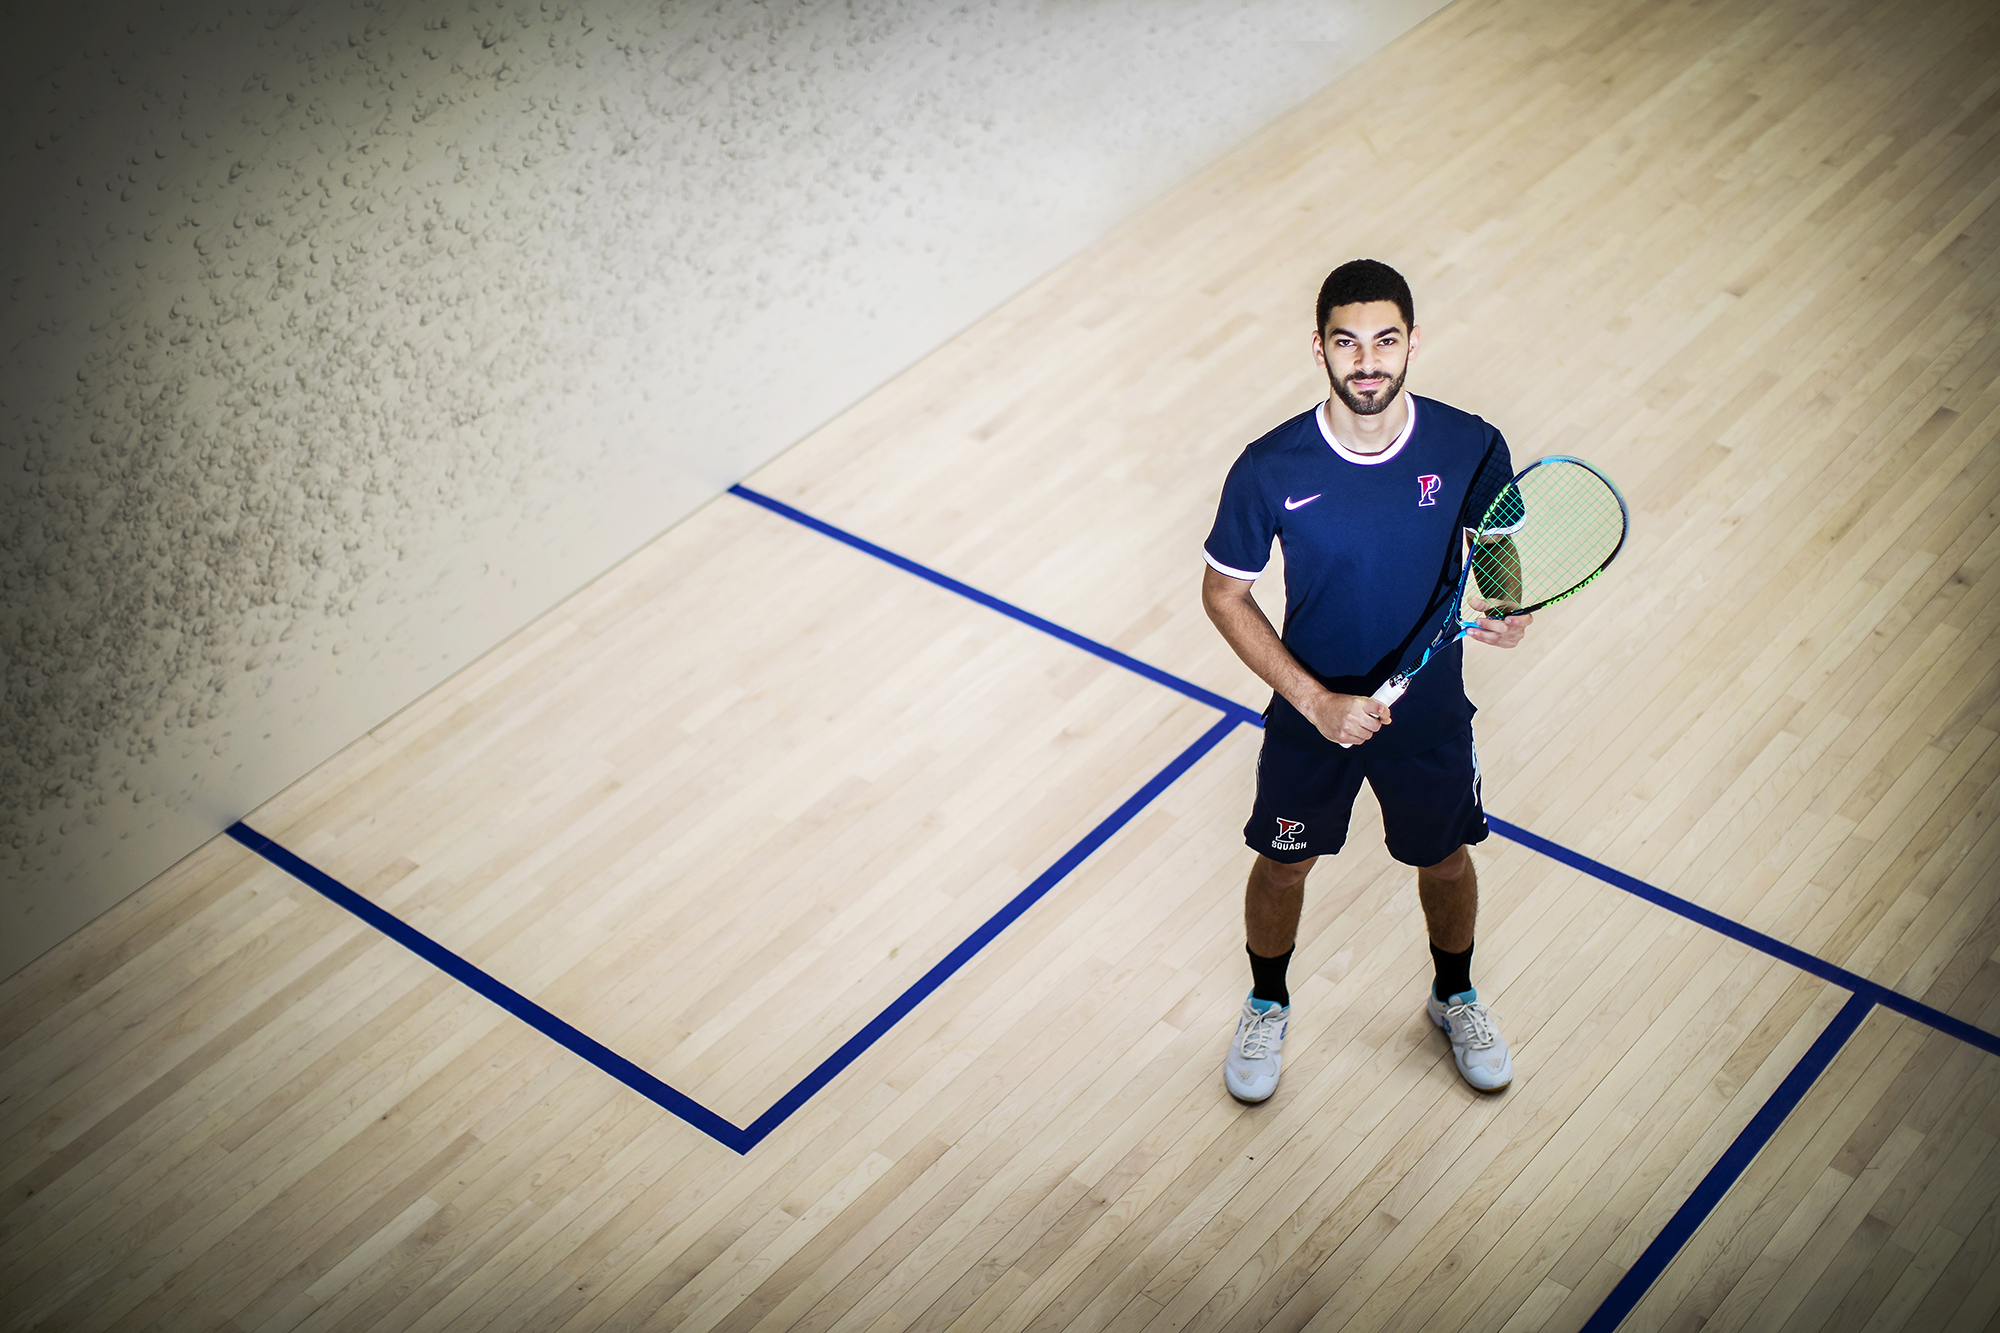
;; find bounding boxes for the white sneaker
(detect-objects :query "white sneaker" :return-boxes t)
[1224,994,1289,1103]
[1428,988,1513,1091]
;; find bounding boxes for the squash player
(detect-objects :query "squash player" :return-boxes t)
[1201,259,1531,1101]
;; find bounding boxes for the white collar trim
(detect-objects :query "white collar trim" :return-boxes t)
[1317,395,1417,465]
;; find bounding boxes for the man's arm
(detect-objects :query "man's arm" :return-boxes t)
[1201,565,1394,746]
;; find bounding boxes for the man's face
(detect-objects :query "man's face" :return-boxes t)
[1313,300,1418,416]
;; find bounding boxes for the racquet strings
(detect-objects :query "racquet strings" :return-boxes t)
[1467,460,1626,615]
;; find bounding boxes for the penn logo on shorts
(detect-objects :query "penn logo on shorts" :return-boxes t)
[1272,817,1308,852]
[1417,474,1443,507]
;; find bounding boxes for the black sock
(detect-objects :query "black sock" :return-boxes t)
[1248,946,1293,1007]
[1431,940,1474,1001]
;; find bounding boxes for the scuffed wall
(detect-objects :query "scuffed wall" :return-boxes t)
[0,0,1446,977]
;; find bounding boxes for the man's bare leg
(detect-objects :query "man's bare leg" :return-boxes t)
[1417,844,1511,1090]
[1249,846,1477,994]
[1227,854,1315,1103]
[1246,853,1314,960]
[1417,844,1476,956]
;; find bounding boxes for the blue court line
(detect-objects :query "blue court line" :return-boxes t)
[740,712,1239,1143]
[1578,991,1876,1333]
[1484,818,1996,1330]
[228,714,1239,1155]
[225,821,745,1149]
[729,484,1263,728]
[1487,817,2000,1060]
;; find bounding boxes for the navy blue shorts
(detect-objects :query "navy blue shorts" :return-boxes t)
[1245,722,1489,867]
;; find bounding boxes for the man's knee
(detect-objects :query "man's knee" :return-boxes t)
[1251,853,1315,892]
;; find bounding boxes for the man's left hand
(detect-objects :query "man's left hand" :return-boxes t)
[1467,609,1532,648]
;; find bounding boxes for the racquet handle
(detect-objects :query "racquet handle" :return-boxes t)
[1336,675,1411,749]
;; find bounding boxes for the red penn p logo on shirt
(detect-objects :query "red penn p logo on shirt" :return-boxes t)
[1417,474,1443,507]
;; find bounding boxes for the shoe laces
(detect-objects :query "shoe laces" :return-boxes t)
[1447,999,1497,1049]
[1238,1004,1285,1059]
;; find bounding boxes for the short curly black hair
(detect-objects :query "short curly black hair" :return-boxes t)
[1316,259,1414,336]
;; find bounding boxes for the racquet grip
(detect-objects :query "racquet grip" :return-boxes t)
[1371,676,1412,706]
[1336,675,1410,749]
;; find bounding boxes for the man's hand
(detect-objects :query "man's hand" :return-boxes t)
[1466,607,1533,648]
[1302,691,1392,746]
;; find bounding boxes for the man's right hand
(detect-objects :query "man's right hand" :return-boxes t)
[1302,691,1391,746]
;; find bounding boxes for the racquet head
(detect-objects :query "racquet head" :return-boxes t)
[1465,456,1628,618]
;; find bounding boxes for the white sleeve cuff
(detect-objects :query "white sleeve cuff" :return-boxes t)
[1204,549,1266,580]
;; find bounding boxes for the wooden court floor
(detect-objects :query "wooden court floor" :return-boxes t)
[5,0,2000,1328]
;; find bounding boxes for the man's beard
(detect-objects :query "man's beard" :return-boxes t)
[1330,364,1407,416]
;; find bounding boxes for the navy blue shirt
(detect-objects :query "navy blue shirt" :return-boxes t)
[1205,394,1514,755]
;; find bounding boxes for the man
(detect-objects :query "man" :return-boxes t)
[1201,258,1531,1101]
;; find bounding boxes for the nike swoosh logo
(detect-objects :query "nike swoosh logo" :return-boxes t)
[1284,494,1322,511]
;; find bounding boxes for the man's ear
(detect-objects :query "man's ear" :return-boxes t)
[1407,323,1421,359]
[1311,331,1328,372]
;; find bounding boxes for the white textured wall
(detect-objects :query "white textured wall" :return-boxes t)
[0,0,1446,977]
